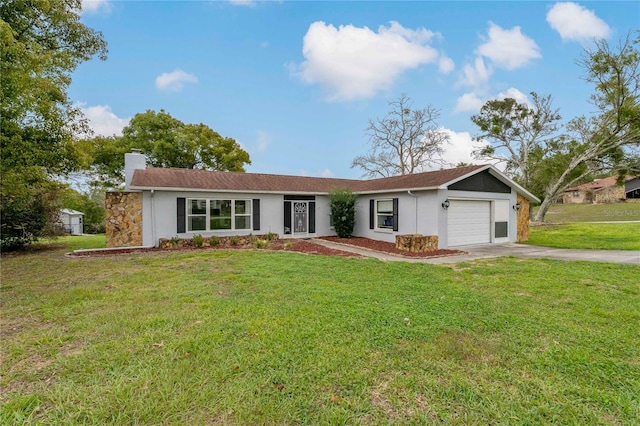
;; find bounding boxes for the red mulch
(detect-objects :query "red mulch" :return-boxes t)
[67,236,462,259]
[67,239,364,258]
[320,236,463,258]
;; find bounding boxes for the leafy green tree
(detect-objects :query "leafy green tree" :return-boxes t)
[471,92,562,190]
[85,110,251,186]
[1,0,107,249]
[533,34,640,221]
[328,188,357,238]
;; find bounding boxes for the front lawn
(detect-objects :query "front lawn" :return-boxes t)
[526,222,640,250]
[534,202,640,223]
[1,237,639,424]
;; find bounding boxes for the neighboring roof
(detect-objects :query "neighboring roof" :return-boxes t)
[565,175,633,192]
[130,164,540,201]
[60,209,84,215]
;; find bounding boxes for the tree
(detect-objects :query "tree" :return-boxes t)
[471,92,562,190]
[533,34,640,221]
[351,94,449,178]
[85,110,251,187]
[328,188,357,238]
[1,0,107,249]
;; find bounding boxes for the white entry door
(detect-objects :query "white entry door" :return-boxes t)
[447,200,491,246]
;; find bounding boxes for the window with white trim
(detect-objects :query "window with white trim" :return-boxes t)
[376,199,394,230]
[187,199,251,231]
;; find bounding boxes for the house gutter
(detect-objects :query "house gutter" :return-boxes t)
[407,190,418,234]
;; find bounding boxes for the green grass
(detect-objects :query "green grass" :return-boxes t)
[526,222,640,250]
[534,202,640,223]
[1,237,639,424]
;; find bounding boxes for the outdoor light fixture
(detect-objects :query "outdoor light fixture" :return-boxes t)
[442,199,450,210]
[513,202,521,211]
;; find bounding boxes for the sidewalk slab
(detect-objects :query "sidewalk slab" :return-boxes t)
[311,239,640,265]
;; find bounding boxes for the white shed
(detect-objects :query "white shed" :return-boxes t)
[60,209,84,235]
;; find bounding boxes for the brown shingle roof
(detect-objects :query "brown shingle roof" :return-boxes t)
[130,164,488,194]
[565,175,631,192]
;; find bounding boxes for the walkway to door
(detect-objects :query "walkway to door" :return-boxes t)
[311,240,640,265]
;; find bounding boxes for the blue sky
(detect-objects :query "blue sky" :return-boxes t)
[73,1,639,179]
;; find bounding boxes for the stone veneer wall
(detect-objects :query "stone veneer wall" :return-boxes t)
[516,194,530,242]
[395,234,438,252]
[105,192,143,248]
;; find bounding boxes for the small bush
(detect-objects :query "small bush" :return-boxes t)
[229,236,239,246]
[255,239,269,249]
[266,231,274,241]
[209,236,220,246]
[284,241,292,250]
[329,188,357,238]
[192,234,204,248]
[169,236,181,248]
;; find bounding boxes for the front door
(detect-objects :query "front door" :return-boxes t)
[293,202,308,234]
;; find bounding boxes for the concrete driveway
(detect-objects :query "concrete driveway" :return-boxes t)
[312,239,640,265]
[427,243,640,265]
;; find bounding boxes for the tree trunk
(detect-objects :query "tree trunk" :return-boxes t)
[534,196,554,222]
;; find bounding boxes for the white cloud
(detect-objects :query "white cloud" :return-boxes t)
[460,56,492,88]
[81,0,111,15]
[155,69,198,92]
[321,169,335,178]
[454,87,530,113]
[496,87,531,106]
[476,23,541,70]
[80,104,130,137]
[455,92,485,113]
[293,21,443,101]
[438,56,455,74]
[546,2,610,42]
[440,129,482,167]
[256,130,271,153]
[228,0,256,6]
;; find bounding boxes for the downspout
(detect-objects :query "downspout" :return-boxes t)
[407,190,418,234]
[150,189,156,247]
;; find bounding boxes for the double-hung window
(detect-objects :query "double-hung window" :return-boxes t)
[376,199,394,229]
[187,198,251,231]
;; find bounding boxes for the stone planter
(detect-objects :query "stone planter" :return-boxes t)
[395,234,438,253]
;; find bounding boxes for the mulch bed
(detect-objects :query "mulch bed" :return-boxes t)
[67,239,363,258]
[319,236,464,258]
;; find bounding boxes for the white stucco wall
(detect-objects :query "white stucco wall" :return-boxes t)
[141,191,337,246]
[139,188,521,248]
[437,189,518,248]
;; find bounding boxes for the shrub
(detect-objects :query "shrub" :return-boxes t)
[284,241,292,250]
[255,239,269,249]
[329,188,357,238]
[192,234,204,248]
[266,231,274,241]
[209,236,220,246]
[229,236,239,246]
[169,236,181,248]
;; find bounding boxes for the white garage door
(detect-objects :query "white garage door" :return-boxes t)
[448,200,491,247]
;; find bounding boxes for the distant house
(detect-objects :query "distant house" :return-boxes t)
[105,151,540,249]
[60,209,84,235]
[561,175,639,204]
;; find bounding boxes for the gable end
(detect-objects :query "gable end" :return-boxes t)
[447,170,511,193]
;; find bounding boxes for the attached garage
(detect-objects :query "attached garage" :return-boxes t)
[447,200,491,247]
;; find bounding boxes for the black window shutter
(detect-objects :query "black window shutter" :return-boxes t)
[369,199,375,229]
[309,202,316,233]
[177,198,186,233]
[284,201,292,234]
[392,198,399,232]
[252,199,260,231]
